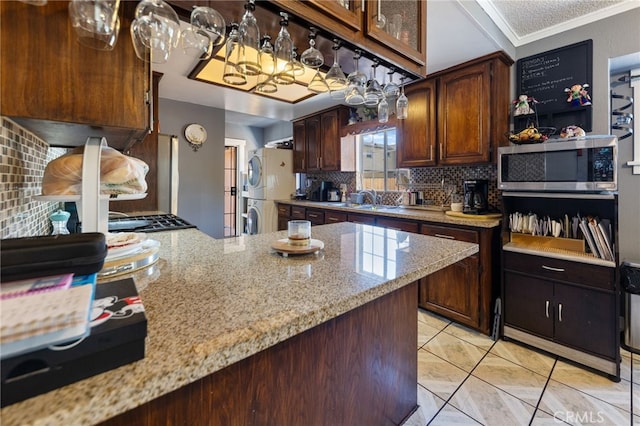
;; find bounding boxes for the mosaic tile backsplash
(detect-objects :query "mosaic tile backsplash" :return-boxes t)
[1,117,65,239]
[308,164,501,210]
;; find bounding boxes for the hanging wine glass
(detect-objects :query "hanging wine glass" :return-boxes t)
[378,95,389,123]
[131,0,181,63]
[256,35,277,93]
[300,28,323,69]
[345,51,366,105]
[325,40,348,99]
[273,12,295,85]
[307,70,329,93]
[383,68,400,99]
[238,0,261,76]
[291,47,305,77]
[222,23,247,86]
[190,5,226,48]
[364,61,383,107]
[396,76,408,119]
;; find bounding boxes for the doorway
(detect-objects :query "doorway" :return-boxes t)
[224,138,246,237]
[224,146,237,237]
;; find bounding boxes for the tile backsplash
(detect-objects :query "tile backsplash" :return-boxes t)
[1,117,65,239]
[308,164,500,209]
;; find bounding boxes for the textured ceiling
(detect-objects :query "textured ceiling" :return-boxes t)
[479,0,637,46]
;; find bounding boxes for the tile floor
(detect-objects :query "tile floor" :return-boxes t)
[405,308,638,426]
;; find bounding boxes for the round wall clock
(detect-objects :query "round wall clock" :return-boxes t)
[184,123,207,151]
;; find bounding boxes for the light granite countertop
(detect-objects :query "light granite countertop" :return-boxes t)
[1,222,478,426]
[277,200,502,228]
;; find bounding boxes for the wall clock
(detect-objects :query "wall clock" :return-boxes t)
[184,123,207,151]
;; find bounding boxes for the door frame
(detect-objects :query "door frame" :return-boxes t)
[225,138,246,237]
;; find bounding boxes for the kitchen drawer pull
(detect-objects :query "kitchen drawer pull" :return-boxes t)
[308,214,319,218]
[327,217,340,222]
[434,233,455,240]
[545,300,549,318]
[558,303,563,322]
[542,265,565,272]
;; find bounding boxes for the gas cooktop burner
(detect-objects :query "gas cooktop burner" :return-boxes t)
[107,214,197,233]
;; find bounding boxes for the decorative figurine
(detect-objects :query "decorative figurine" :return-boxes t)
[564,83,592,106]
[560,125,586,138]
[512,94,536,116]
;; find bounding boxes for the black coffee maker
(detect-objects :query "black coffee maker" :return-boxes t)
[463,179,489,214]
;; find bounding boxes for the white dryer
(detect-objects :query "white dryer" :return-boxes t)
[246,199,278,235]
[247,148,295,200]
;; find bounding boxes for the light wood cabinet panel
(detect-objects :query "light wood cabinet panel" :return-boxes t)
[1,1,150,151]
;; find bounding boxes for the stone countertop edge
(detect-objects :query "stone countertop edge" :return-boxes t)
[277,200,501,228]
[1,223,478,426]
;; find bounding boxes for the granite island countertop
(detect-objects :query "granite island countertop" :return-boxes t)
[1,222,478,426]
[276,200,502,228]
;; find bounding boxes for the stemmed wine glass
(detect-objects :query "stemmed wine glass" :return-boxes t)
[378,94,389,123]
[273,12,295,85]
[238,0,261,76]
[345,51,366,105]
[255,35,277,93]
[300,29,323,69]
[383,68,400,100]
[364,61,383,107]
[396,76,408,119]
[325,41,348,99]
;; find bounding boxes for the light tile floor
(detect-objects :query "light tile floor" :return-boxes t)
[405,308,638,426]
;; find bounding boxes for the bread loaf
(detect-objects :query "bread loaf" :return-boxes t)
[42,146,149,195]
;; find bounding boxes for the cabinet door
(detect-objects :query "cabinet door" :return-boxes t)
[364,0,426,66]
[293,120,307,172]
[320,109,341,171]
[306,116,322,172]
[1,1,149,150]
[397,79,437,167]
[503,272,554,339]
[554,284,617,359]
[438,62,491,165]
[419,255,480,327]
[306,0,362,31]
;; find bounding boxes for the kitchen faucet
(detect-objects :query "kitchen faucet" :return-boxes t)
[358,189,379,207]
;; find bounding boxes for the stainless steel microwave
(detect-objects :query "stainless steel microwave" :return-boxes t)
[498,135,618,192]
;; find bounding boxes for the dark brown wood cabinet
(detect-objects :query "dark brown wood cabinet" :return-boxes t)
[418,224,486,331]
[501,192,620,380]
[397,78,437,168]
[397,52,513,167]
[1,1,150,151]
[503,252,618,371]
[325,210,348,224]
[272,0,426,76]
[293,107,346,173]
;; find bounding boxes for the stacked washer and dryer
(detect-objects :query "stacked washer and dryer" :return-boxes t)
[246,148,295,235]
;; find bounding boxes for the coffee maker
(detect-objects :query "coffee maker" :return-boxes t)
[463,179,489,214]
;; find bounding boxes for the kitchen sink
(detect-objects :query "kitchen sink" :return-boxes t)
[353,205,401,211]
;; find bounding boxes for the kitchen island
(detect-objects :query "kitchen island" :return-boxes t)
[1,223,478,425]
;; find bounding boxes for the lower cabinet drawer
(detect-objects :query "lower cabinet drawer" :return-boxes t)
[348,213,375,225]
[503,251,615,291]
[277,204,291,217]
[325,211,347,223]
[420,223,478,243]
[306,209,325,225]
[376,217,419,233]
[291,206,306,220]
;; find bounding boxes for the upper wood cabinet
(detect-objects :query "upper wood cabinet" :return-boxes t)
[272,0,426,76]
[397,51,513,167]
[397,78,437,168]
[293,107,347,173]
[0,1,151,151]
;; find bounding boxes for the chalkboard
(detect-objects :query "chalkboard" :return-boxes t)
[515,40,593,131]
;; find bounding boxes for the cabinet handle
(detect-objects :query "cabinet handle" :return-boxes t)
[542,265,565,272]
[362,0,365,12]
[328,217,339,222]
[545,300,549,318]
[434,233,455,239]
[558,303,563,322]
[308,214,319,218]
[440,143,443,160]
[377,0,381,23]
[430,145,433,160]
